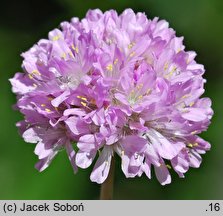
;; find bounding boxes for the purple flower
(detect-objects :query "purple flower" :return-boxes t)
[10,9,213,185]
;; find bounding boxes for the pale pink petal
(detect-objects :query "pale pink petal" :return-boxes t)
[90,146,113,184]
[76,150,96,168]
[77,134,96,152]
[154,164,171,186]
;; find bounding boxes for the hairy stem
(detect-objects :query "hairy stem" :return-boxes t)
[100,157,115,200]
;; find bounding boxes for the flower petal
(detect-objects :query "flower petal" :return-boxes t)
[65,142,78,173]
[64,108,86,117]
[182,108,207,122]
[142,158,151,179]
[51,90,70,107]
[189,149,202,168]
[22,128,42,143]
[77,134,96,152]
[171,150,189,174]
[90,146,113,184]
[76,150,96,168]
[65,117,89,135]
[154,163,171,186]
[121,135,147,153]
[147,129,184,160]
[35,151,58,172]
[9,73,35,94]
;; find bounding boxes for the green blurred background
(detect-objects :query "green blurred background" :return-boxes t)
[1,0,223,199]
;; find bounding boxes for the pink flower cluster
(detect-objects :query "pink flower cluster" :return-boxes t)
[10,9,213,185]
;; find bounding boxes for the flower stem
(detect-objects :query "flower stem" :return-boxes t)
[100,157,115,200]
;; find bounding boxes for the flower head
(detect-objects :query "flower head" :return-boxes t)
[10,9,213,185]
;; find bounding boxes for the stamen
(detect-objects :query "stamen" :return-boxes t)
[29,70,41,79]
[61,53,66,59]
[52,35,60,41]
[191,130,198,135]
[137,83,143,90]
[176,48,181,53]
[32,70,41,76]
[81,102,87,107]
[181,94,190,99]
[189,102,194,107]
[114,58,119,65]
[128,42,135,49]
[45,108,51,112]
[68,51,74,58]
[166,164,171,169]
[146,89,152,95]
[187,143,193,148]
[71,44,79,53]
[77,96,87,101]
[186,58,190,64]
[164,66,177,79]
[130,51,135,57]
[187,142,198,148]
[164,62,169,70]
[106,64,113,71]
[138,95,143,99]
[75,47,79,54]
